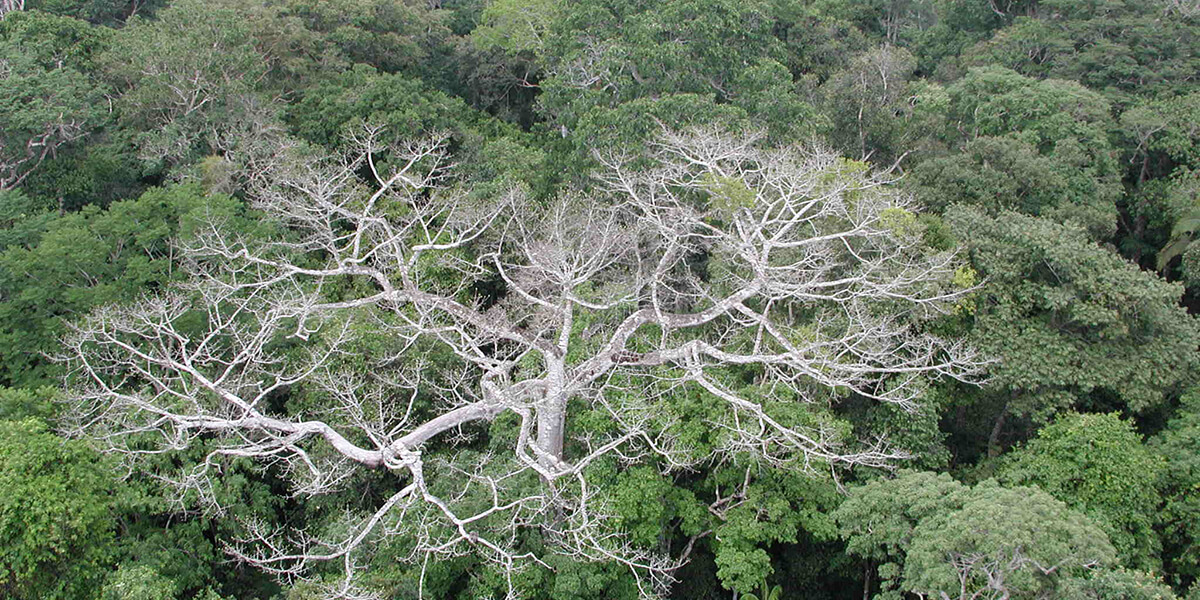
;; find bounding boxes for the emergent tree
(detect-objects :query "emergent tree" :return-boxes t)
[62,128,983,599]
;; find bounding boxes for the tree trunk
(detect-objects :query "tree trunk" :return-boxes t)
[537,402,566,462]
[987,400,1009,458]
[537,359,568,464]
[863,560,873,600]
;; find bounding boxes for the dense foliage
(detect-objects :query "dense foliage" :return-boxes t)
[0,0,1198,598]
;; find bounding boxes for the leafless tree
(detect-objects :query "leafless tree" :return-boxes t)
[0,114,88,192]
[0,0,23,19]
[1163,0,1200,18]
[0,50,91,192]
[62,127,983,599]
[819,45,918,163]
[0,47,96,191]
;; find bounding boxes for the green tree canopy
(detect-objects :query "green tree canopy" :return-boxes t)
[947,207,1198,432]
[837,472,1116,600]
[0,31,107,192]
[99,0,319,166]
[913,67,1121,239]
[904,482,1116,600]
[0,184,246,386]
[1154,391,1200,588]
[1060,567,1180,600]
[0,418,115,599]
[834,470,970,597]
[1000,412,1165,571]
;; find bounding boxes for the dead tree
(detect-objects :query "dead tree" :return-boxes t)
[0,120,89,191]
[62,127,983,599]
[0,0,23,19]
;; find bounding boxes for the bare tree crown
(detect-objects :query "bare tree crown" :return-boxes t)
[62,128,982,598]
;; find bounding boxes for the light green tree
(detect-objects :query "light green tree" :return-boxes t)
[903,482,1116,600]
[1000,412,1165,571]
[1060,567,1180,600]
[837,473,1116,600]
[834,470,970,598]
[0,418,115,599]
[100,0,318,166]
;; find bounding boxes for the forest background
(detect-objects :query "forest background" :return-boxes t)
[1,0,1199,599]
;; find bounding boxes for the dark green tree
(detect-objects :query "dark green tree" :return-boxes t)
[912,67,1121,239]
[944,207,1198,456]
[1154,391,1200,590]
[0,27,107,192]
